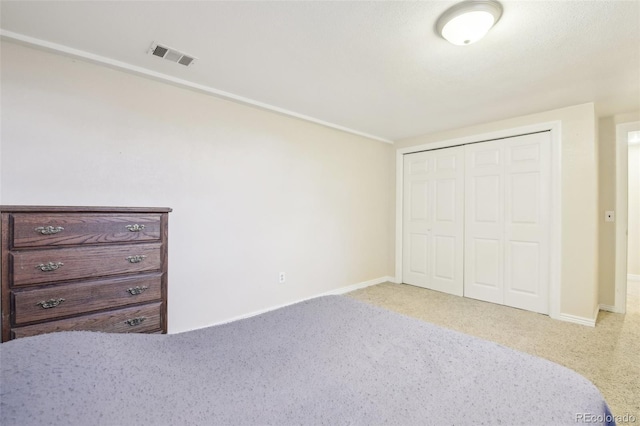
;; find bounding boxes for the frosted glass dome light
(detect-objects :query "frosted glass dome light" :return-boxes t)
[436,1,503,46]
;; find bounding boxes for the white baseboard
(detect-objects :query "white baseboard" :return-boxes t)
[322,276,395,295]
[556,312,596,327]
[598,304,621,313]
[177,276,393,333]
[628,274,640,281]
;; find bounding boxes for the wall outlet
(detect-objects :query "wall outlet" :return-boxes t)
[605,211,615,223]
[279,272,286,284]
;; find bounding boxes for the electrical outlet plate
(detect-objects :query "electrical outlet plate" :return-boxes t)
[279,272,286,284]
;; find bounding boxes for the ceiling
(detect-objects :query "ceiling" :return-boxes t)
[1,1,639,142]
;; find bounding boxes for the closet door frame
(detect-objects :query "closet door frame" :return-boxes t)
[395,121,562,320]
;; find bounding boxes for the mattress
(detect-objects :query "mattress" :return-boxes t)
[0,296,613,425]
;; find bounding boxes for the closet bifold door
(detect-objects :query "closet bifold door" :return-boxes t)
[464,132,551,314]
[402,146,464,296]
[463,139,505,305]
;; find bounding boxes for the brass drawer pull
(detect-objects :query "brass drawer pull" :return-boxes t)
[125,317,146,326]
[126,286,149,295]
[126,224,145,232]
[125,255,147,264]
[36,298,66,309]
[35,226,64,235]
[35,262,64,272]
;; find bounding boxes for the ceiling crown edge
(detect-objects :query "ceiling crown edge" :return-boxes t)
[0,29,394,145]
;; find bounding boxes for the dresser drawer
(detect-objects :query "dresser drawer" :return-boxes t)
[1,206,170,342]
[11,242,162,287]
[10,213,162,248]
[12,302,162,339]
[12,273,163,325]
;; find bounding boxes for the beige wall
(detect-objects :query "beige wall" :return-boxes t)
[396,103,599,320]
[629,144,640,275]
[598,117,617,306]
[2,38,632,328]
[597,112,640,305]
[0,41,394,333]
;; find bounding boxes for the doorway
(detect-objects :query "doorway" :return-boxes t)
[614,122,640,313]
[626,128,640,309]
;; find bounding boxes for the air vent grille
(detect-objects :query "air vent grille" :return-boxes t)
[178,56,194,67]
[148,42,197,67]
[152,45,168,58]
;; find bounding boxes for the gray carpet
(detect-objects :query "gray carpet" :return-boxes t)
[1,296,611,425]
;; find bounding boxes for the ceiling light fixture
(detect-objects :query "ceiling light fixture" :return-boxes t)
[436,0,503,46]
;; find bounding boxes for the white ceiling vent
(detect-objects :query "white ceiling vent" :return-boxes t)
[148,42,197,67]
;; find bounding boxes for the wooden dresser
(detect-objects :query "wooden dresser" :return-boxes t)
[1,206,171,342]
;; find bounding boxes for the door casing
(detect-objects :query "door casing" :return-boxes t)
[614,121,640,314]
